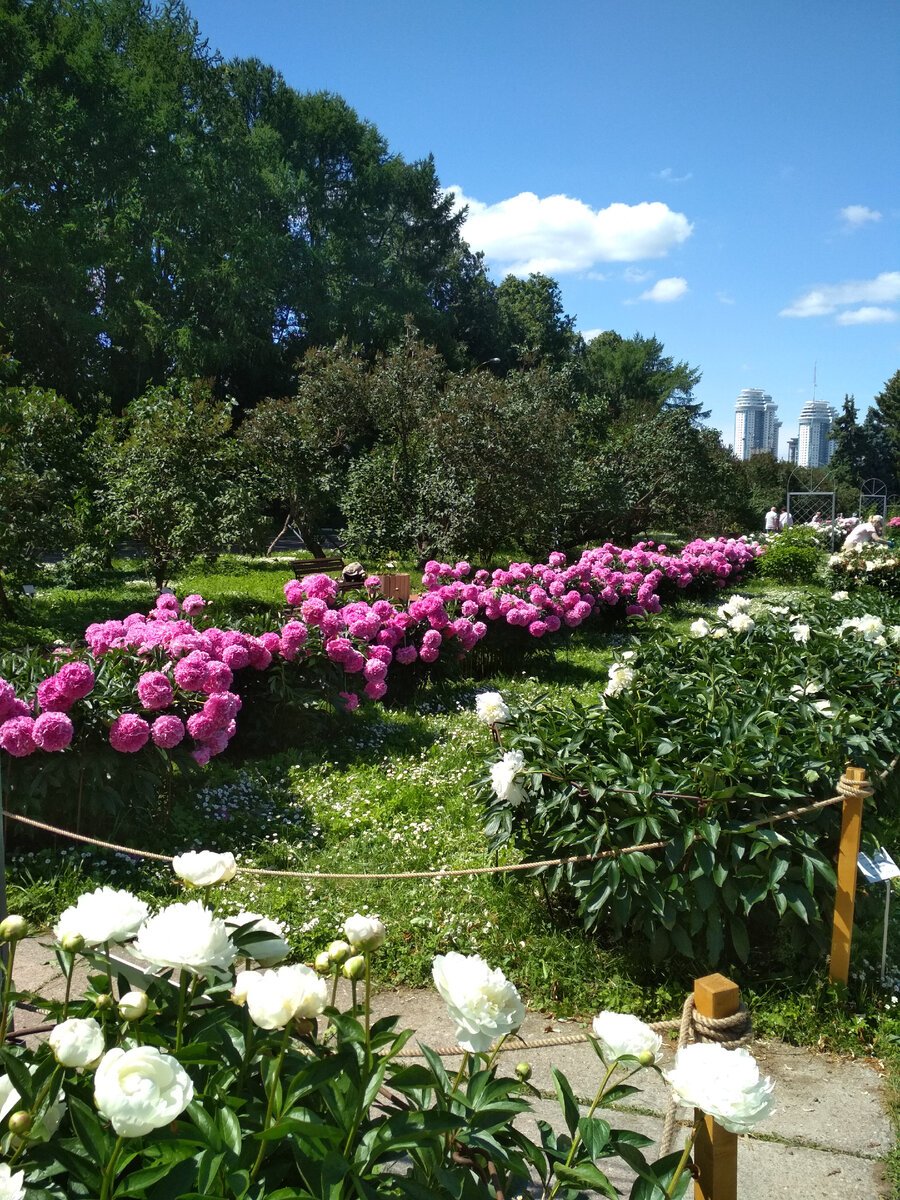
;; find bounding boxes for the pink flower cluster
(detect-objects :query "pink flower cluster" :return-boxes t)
[0,540,761,767]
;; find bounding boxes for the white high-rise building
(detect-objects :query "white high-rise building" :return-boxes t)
[734,389,780,460]
[797,400,837,467]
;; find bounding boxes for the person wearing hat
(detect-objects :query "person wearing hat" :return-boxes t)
[843,514,885,549]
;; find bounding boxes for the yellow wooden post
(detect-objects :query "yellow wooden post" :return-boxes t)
[829,766,870,985]
[693,973,740,1200]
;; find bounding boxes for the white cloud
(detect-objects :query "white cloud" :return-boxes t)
[716,291,736,305]
[840,205,882,229]
[656,167,693,183]
[623,267,652,283]
[447,187,692,276]
[639,277,689,303]
[780,271,900,318]
[579,328,607,342]
[835,306,898,326]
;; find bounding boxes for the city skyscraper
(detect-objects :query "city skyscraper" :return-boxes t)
[797,400,837,467]
[734,389,780,460]
[786,436,799,465]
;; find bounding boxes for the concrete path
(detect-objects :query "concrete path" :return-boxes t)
[7,939,894,1198]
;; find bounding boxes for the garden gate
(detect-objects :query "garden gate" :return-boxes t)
[859,477,888,521]
[786,467,837,549]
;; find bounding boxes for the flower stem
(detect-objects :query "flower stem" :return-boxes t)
[329,968,340,1009]
[484,1034,508,1071]
[547,1059,616,1200]
[62,953,76,1021]
[0,940,17,1042]
[250,1024,292,1181]
[664,1119,701,1200]
[450,1050,470,1096]
[175,971,190,1054]
[99,1134,125,1200]
[364,953,372,1066]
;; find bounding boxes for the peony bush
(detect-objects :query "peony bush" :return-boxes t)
[0,870,775,1199]
[480,591,900,964]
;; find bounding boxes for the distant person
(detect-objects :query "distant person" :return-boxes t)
[764,505,779,532]
[843,515,885,550]
[810,511,822,526]
[779,508,793,530]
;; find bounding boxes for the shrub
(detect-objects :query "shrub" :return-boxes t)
[757,527,822,583]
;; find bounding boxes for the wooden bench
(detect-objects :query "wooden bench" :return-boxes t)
[289,557,345,577]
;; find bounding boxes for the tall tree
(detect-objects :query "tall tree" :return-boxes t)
[581,331,704,421]
[496,274,579,370]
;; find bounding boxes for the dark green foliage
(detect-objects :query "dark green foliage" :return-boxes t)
[757,527,823,584]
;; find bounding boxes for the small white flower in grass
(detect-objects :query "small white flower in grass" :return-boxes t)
[94,1046,193,1137]
[831,591,850,601]
[727,612,755,634]
[433,952,525,1053]
[604,663,635,698]
[54,887,149,947]
[226,912,289,966]
[133,900,236,977]
[690,619,710,637]
[49,1018,105,1069]
[0,1163,26,1200]
[243,964,328,1030]
[792,623,811,643]
[475,692,511,725]
[592,1011,663,1065]
[172,850,237,887]
[491,749,527,806]
[343,913,386,951]
[665,1043,775,1134]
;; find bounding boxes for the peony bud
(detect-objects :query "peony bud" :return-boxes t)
[0,915,28,942]
[638,1049,656,1066]
[314,951,332,974]
[7,1111,32,1136]
[515,1062,532,1082]
[342,913,386,952]
[342,954,366,981]
[118,989,149,1020]
[94,992,114,1011]
[60,932,85,953]
[327,940,351,964]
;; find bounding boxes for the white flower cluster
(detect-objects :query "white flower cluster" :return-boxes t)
[837,614,887,645]
[491,749,527,806]
[432,952,525,1052]
[475,691,511,726]
[172,850,237,886]
[604,660,636,698]
[233,964,328,1030]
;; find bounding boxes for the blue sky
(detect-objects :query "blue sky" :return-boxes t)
[188,0,899,445]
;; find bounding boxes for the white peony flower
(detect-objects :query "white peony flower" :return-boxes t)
[664,1043,775,1134]
[226,912,290,967]
[232,969,260,1006]
[118,990,149,1021]
[828,554,844,568]
[133,900,236,977]
[475,692,511,725]
[690,619,710,638]
[768,605,790,615]
[343,913,386,952]
[727,612,755,634]
[172,850,237,887]
[831,591,849,601]
[54,887,149,948]
[718,595,751,619]
[591,1011,663,1065]
[432,951,525,1053]
[49,1017,105,1069]
[604,663,635,698]
[243,964,328,1030]
[859,614,886,640]
[0,1164,25,1200]
[94,1046,193,1137]
[792,623,811,643]
[0,1069,65,1142]
[812,699,834,718]
[490,749,527,806]
[889,626,900,644]
[789,682,821,700]
[711,627,728,639]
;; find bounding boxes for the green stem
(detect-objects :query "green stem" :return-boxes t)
[0,940,18,1042]
[329,968,340,1009]
[62,953,76,1021]
[664,1119,701,1200]
[250,1025,292,1181]
[175,972,190,1054]
[99,1134,125,1200]
[364,954,372,1065]
[103,940,113,998]
[450,1051,470,1097]
[484,1034,508,1072]
[548,1060,616,1200]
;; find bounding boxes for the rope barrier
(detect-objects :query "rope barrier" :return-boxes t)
[0,782,861,882]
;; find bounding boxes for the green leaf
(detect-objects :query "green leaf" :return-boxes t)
[730,915,750,962]
[577,1114,611,1159]
[68,1094,114,1163]
[551,1067,581,1136]
[217,1105,242,1157]
[554,1162,618,1197]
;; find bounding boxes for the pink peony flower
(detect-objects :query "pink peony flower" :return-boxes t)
[0,680,17,722]
[136,671,174,711]
[56,661,95,700]
[284,580,305,607]
[338,691,360,712]
[394,645,417,665]
[174,651,210,691]
[201,661,233,694]
[151,715,185,749]
[36,676,73,713]
[109,714,150,753]
[181,594,206,616]
[201,691,241,729]
[186,712,217,740]
[155,594,180,613]
[0,716,37,757]
[32,711,74,752]
[191,746,212,766]
[222,643,251,670]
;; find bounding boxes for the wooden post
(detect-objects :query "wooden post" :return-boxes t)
[829,767,869,985]
[693,973,740,1200]
[381,573,411,603]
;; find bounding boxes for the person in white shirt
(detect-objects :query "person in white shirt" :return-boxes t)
[764,506,779,532]
[778,508,793,530]
[843,515,885,550]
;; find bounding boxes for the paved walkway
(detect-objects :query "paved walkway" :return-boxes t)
[8,939,894,1198]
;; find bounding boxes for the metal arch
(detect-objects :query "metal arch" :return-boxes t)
[786,467,837,550]
[859,478,888,521]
